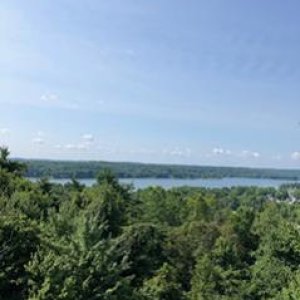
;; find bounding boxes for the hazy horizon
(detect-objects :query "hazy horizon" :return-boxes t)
[1,1,300,168]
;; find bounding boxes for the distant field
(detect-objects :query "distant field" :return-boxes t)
[18,159,300,180]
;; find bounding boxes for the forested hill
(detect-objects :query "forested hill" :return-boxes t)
[19,159,300,180]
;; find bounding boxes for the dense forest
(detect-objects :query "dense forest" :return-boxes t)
[1,147,300,299]
[21,159,300,180]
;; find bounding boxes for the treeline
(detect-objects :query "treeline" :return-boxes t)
[1,147,300,299]
[20,158,300,180]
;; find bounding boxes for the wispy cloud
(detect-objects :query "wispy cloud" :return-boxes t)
[241,150,261,159]
[60,135,96,152]
[0,128,10,135]
[210,148,261,160]
[41,93,59,102]
[163,147,192,158]
[82,134,94,143]
[32,131,46,145]
[32,137,45,145]
[212,147,232,156]
[40,93,80,110]
[291,152,300,160]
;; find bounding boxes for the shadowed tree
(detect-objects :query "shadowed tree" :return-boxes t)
[0,147,26,176]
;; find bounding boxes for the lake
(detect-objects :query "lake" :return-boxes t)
[41,177,300,189]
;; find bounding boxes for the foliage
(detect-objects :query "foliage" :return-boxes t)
[1,148,300,299]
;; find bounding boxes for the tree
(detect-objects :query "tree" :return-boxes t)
[189,244,244,300]
[115,223,166,287]
[27,214,133,300]
[0,216,40,300]
[140,263,184,300]
[276,271,300,299]
[0,147,26,176]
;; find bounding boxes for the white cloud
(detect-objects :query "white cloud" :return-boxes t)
[241,150,261,159]
[40,93,80,110]
[291,152,300,160]
[252,152,260,158]
[212,147,231,155]
[163,147,192,157]
[82,134,94,143]
[32,131,46,145]
[32,137,45,145]
[41,93,59,102]
[213,147,224,155]
[62,135,96,152]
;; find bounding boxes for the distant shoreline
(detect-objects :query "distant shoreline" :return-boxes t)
[18,159,300,181]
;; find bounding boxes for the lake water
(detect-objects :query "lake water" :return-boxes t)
[43,177,299,189]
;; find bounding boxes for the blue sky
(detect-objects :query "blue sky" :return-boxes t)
[1,0,300,168]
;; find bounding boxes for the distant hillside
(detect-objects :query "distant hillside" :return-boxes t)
[17,159,300,180]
